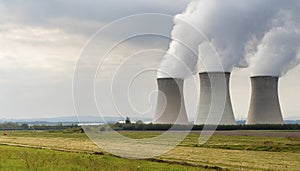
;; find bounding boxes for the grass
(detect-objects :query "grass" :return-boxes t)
[180,134,300,152]
[4,130,88,139]
[0,130,300,170]
[161,145,300,171]
[118,131,300,152]
[0,145,208,171]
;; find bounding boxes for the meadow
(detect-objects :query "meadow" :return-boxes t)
[0,129,299,171]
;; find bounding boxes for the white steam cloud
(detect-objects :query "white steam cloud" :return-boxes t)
[251,11,300,76]
[158,0,205,78]
[159,0,300,78]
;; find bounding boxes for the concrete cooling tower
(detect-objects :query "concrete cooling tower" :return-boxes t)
[153,78,189,125]
[195,72,236,125]
[247,76,284,124]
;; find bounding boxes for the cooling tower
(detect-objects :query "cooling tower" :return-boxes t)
[153,78,189,125]
[246,76,284,124]
[195,72,236,125]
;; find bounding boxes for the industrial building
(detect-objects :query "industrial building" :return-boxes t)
[247,76,284,124]
[195,72,236,125]
[153,78,189,125]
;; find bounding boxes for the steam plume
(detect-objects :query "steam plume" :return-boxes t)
[159,0,300,77]
[158,0,204,78]
[251,12,300,76]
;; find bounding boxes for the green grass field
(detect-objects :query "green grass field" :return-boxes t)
[0,130,299,171]
[0,145,209,171]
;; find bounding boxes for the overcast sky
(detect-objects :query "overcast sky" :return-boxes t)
[0,0,299,120]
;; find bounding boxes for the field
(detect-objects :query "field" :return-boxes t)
[0,130,299,171]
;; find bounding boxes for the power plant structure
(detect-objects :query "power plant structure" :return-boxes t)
[246,76,284,124]
[153,75,286,125]
[153,78,189,125]
[195,72,236,125]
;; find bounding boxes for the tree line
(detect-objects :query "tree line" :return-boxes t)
[0,122,299,131]
[0,122,79,130]
[112,123,300,131]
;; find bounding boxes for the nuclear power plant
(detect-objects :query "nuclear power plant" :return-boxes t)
[152,74,288,125]
[153,78,189,125]
[246,76,284,124]
[195,72,236,125]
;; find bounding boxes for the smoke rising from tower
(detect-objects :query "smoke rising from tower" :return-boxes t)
[158,0,204,79]
[251,18,300,76]
[159,0,300,76]
[156,0,300,125]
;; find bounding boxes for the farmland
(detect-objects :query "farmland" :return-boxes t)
[0,130,299,170]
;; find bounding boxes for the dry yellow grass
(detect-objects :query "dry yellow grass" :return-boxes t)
[160,146,299,171]
[0,136,101,153]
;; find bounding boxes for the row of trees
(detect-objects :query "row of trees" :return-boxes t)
[0,122,29,130]
[1,120,299,131]
[0,122,79,130]
[112,123,300,131]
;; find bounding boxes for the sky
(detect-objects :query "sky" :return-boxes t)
[0,0,299,120]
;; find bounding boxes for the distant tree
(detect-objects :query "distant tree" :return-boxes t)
[125,117,131,124]
[21,123,29,129]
